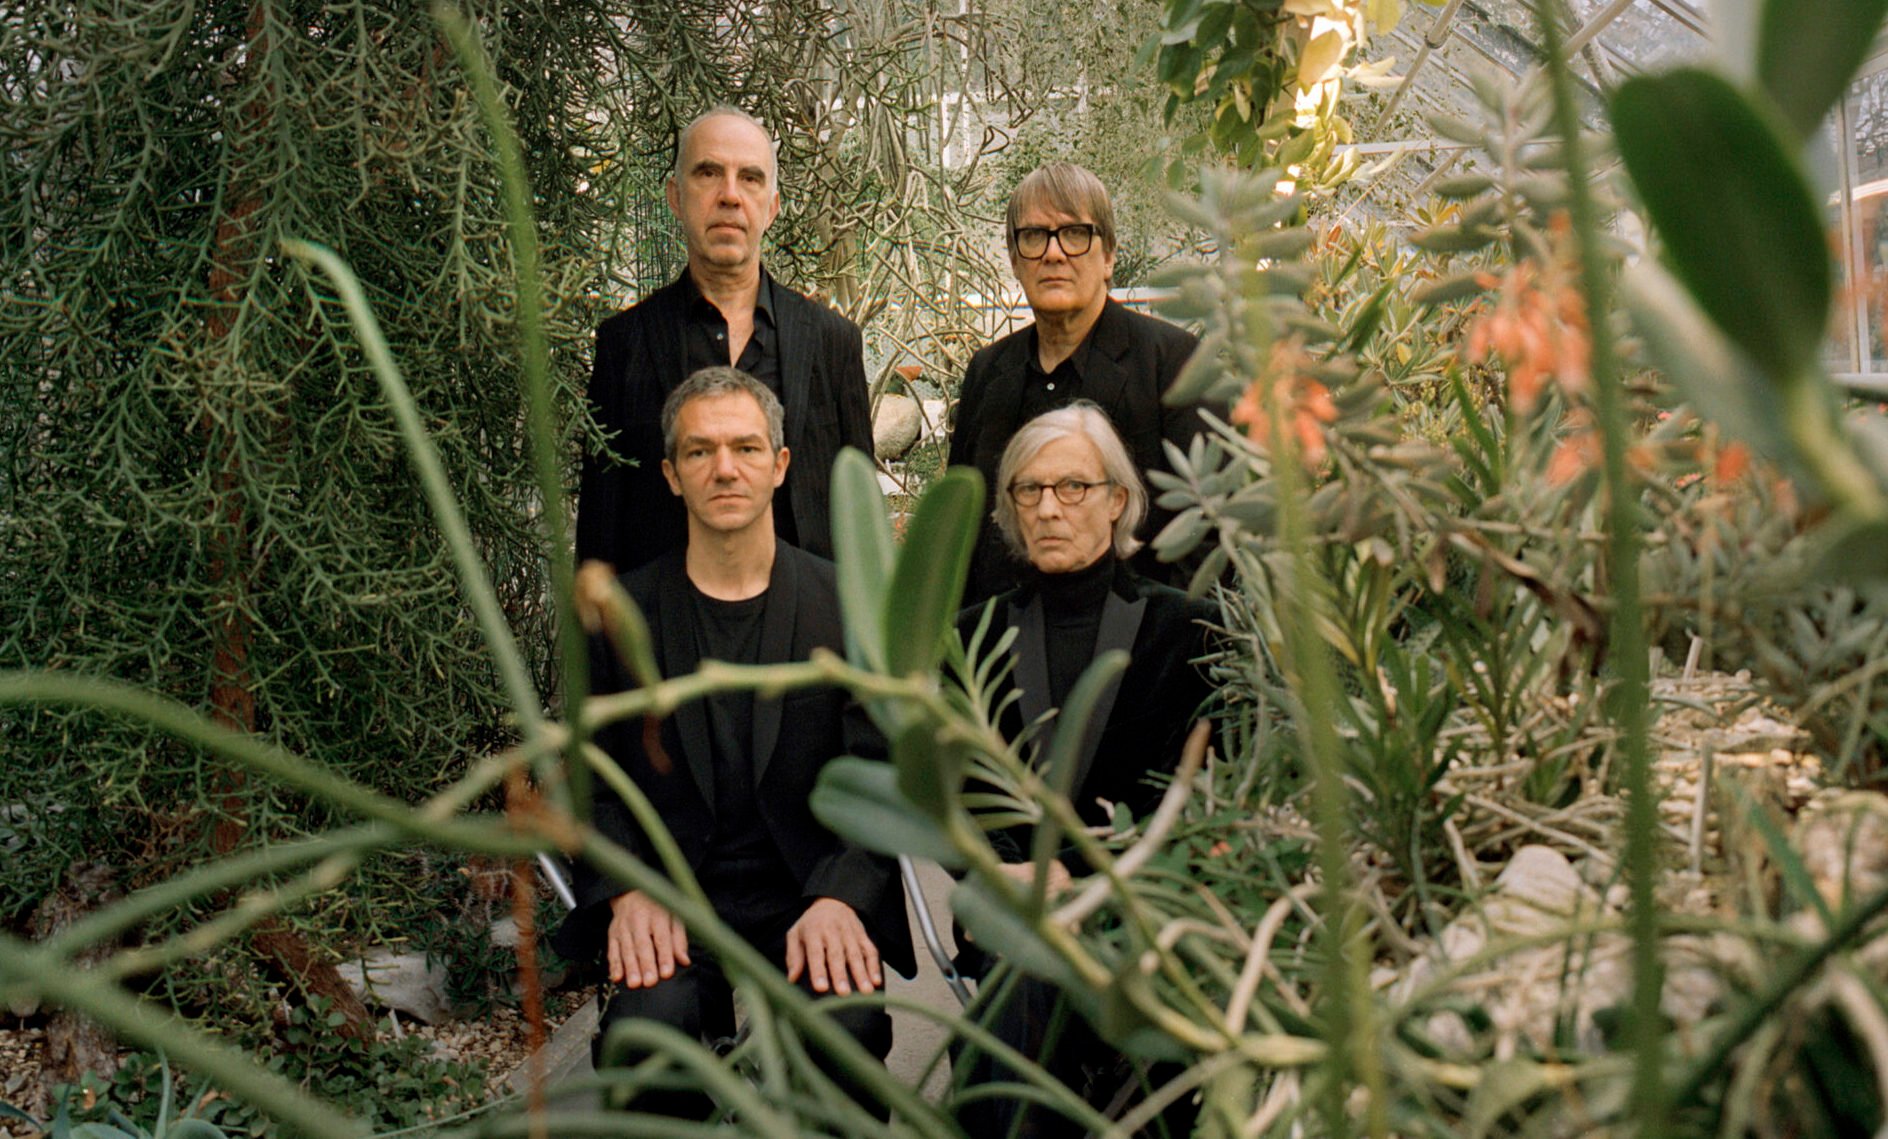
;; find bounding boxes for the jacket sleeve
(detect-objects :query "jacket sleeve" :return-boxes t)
[799,693,898,925]
[575,320,626,568]
[835,317,874,460]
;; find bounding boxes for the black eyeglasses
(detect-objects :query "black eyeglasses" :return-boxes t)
[1008,478,1111,506]
[1012,223,1098,260]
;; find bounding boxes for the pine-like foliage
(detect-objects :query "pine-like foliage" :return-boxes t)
[0,3,623,923]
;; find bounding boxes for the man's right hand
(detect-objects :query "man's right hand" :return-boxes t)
[606,890,690,988]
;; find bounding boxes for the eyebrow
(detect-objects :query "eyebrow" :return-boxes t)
[688,159,770,182]
[679,433,768,450]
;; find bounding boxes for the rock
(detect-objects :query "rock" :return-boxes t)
[1391,845,1731,1058]
[874,395,922,460]
[337,950,453,1025]
[1794,791,1888,912]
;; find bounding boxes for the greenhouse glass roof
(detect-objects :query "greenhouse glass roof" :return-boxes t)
[1350,1,1888,383]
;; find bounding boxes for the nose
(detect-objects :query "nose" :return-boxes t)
[1041,233,1070,262]
[1032,490,1065,518]
[711,445,740,479]
[716,172,742,204]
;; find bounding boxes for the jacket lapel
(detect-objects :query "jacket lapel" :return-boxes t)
[771,279,814,511]
[751,545,798,784]
[1009,594,1053,730]
[658,274,691,393]
[1067,586,1147,803]
[1078,300,1134,418]
[656,554,716,806]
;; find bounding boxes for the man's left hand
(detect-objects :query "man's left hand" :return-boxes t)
[786,897,882,995]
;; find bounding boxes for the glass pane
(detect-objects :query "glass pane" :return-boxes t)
[1846,68,1888,372]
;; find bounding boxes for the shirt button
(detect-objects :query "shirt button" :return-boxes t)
[1045,381,1056,391]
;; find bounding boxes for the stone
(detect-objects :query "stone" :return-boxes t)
[874,395,922,460]
[337,949,453,1025]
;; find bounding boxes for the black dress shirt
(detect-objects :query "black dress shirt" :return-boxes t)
[682,274,796,547]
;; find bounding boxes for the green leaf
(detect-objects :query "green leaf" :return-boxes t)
[811,757,964,867]
[167,1123,233,1139]
[1617,262,1790,464]
[1430,173,1494,200]
[1757,0,1888,143]
[830,447,894,672]
[1611,69,1830,384]
[1411,271,1491,306]
[952,877,1082,990]
[883,467,983,677]
[1245,225,1316,261]
[1409,225,1498,253]
[1462,1059,1559,1139]
[893,719,967,825]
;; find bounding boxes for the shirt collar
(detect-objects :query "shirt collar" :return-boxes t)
[1025,323,1092,382]
[681,266,776,328]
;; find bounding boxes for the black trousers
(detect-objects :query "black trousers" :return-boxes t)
[593,900,893,1119]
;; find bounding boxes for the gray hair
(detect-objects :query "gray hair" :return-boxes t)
[1005,162,1118,259]
[993,400,1146,561]
[662,367,785,461]
[672,105,778,185]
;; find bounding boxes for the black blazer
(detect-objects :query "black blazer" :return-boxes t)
[553,544,915,978]
[956,562,1218,870]
[576,270,874,574]
[947,299,1202,604]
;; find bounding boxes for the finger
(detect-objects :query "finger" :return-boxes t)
[785,926,805,983]
[607,930,624,984]
[653,913,675,980]
[842,935,871,994]
[807,930,833,994]
[670,918,691,969]
[632,914,660,989]
[861,935,883,991]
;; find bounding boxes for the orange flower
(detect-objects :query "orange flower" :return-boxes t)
[1464,229,1591,413]
[1229,338,1340,467]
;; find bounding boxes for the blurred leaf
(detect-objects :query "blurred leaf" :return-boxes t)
[884,467,983,677]
[952,877,1081,991]
[1431,173,1495,199]
[1806,514,1888,582]
[831,447,894,672]
[1247,226,1316,261]
[811,756,964,867]
[1412,271,1490,305]
[1463,1059,1559,1139]
[1611,69,1829,384]
[1757,0,1888,143]
[893,719,967,827]
[1409,226,1498,253]
[1618,261,1790,462]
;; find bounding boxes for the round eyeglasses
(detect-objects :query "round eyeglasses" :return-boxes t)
[1012,223,1098,260]
[1008,477,1112,506]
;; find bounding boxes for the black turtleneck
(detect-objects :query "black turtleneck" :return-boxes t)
[1032,553,1117,708]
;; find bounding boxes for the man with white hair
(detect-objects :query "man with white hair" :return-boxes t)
[577,107,873,574]
[952,401,1216,1139]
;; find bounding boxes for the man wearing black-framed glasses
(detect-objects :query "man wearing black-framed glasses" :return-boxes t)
[948,162,1204,605]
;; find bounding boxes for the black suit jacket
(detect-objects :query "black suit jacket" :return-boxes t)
[956,562,1218,870]
[576,270,874,573]
[947,299,1202,604]
[553,544,914,978]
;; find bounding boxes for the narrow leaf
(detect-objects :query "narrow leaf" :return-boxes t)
[811,757,964,867]
[830,447,894,672]
[883,467,984,677]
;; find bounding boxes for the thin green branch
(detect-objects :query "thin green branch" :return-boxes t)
[1538,2,1663,1128]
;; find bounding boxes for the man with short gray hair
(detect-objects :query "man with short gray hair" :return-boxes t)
[556,367,911,1115]
[948,162,1203,605]
[577,107,873,575]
